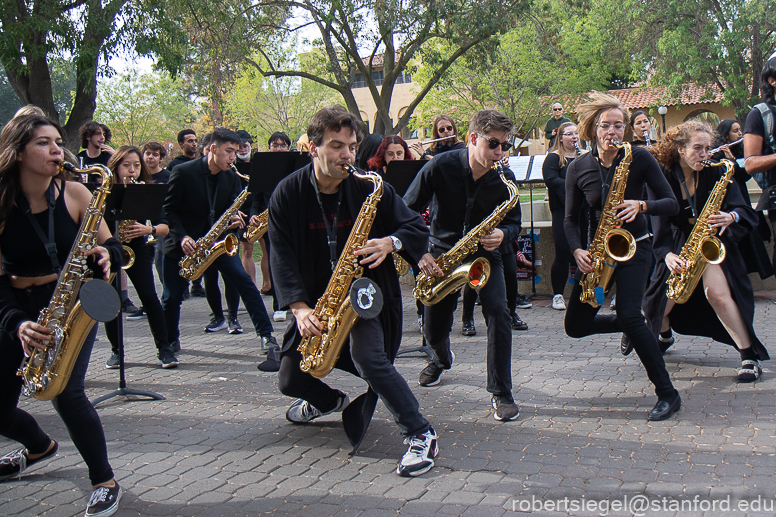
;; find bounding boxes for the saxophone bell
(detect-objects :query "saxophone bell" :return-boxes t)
[122,246,135,269]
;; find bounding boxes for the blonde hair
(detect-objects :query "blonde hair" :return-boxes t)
[13,105,46,119]
[653,119,714,170]
[576,92,630,143]
[550,122,578,168]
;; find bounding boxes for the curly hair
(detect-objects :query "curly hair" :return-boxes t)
[79,121,111,149]
[367,135,414,171]
[576,92,630,143]
[652,119,714,170]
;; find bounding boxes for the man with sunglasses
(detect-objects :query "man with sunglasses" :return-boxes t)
[404,109,523,422]
[545,102,571,148]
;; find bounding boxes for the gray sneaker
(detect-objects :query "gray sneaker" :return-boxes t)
[261,335,279,353]
[492,395,519,421]
[285,391,349,424]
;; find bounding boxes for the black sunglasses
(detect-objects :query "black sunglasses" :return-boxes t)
[477,133,513,152]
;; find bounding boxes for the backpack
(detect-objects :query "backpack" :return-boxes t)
[753,102,776,188]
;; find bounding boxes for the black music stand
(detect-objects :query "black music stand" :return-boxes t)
[251,152,311,195]
[93,183,168,406]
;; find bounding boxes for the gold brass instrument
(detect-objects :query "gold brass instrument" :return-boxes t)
[117,220,136,269]
[579,141,637,308]
[298,166,383,379]
[413,162,519,306]
[244,209,268,244]
[665,159,733,303]
[393,254,411,276]
[178,186,250,281]
[17,163,113,400]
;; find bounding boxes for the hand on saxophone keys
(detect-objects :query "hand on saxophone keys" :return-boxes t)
[479,228,504,251]
[613,200,641,224]
[354,237,393,269]
[665,252,686,274]
[573,249,593,274]
[85,245,111,279]
[181,236,197,256]
[290,302,323,338]
[707,211,735,235]
[227,210,247,230]
[121,221,151,240]
[17,321,53,356]
[418,253,444,277]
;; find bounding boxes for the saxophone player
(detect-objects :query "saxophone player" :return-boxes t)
[162,128,276,358]
[642,121,768,382]
[403,109,522,422]
[564,93,681,421]
[0,115,123,516]
[268,106,439,477]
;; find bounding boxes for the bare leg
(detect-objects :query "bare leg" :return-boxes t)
[661,299,675,333]
[241,241,257,287]
[703,264,751,349]
[259,237,271,292]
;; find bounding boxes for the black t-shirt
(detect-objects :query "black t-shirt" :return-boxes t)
[744,104,776,181]
[150,168,171,184]
[77,150,111,167]
[309,190,354,300]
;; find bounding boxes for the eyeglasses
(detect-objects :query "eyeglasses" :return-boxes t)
[270,143,289,150]
[552,108,563,112]
[438,125,454,133]
[476,133,513,152]
[597,123,625,132]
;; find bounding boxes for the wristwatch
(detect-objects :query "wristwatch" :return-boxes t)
[151,226,157,236]
[389,235,402,251]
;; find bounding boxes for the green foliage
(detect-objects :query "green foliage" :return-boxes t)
[94,70,198,147]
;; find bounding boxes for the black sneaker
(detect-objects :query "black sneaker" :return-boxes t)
[228,318,244,334]
[396,426,438,477]
[171,339,181,353]
[261,335,279,353]
[0,441,58,482]
[190,283,206,297]
[461,319,476,336]
[511,312,528,331]
[419,363,445,387]
[159,349,179,369]
[85,482,122,517]
[620,334,633,356]
[182,290,191,301]
[515,294,532,309]
[126,306,145,320]
[204,317,227,332]
[120,299,138,313]
[105,354,121,369]
[492,394,519,421]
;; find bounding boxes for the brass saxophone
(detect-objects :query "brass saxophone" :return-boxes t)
[178,186,250,281]
[298,166,383,379]
[665,159,733,303]
[244,209,268,243]
[579,141,637,308]
[17,163,113,400]
[117,177,141,269]
[413,162,519,306]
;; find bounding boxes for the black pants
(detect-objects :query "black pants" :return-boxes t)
[564,240,676,399]
[0,282,113,485]
[462,248,518,318]
[203,268,240,320]
[424,248,513,396]
[106,239,168,354]
[263,238,279,313]
[278,317,429,437]
[550,208,574,295]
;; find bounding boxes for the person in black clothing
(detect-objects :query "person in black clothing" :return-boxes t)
[77,121,115,167]
[404,109,523,422]
[269,106,438,477]
[0,115,123,516]
[161,128,276,358]
[167,129,198,172]
[103,146,177,369]
[543,121,587,310]
[410,114,466,160]
[141,141,172,185]
[563,92,681,421]
[713,119,773,280]
[630,110,656,147]
[643,120,768,382]
[544,103,571,148]
[356,133,384,170]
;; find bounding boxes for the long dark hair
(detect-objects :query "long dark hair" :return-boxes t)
[367,135,414,171]
[0,115,70,225]
[429,114,462,152]
[108,146,152,184]
[356,133,384,170]
[761,56,776,105]
[714,119,743,158]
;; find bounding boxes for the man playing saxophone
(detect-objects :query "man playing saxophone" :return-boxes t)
[403,109,522,422]
[268,106,438,477]
[563,93,681,421]
[162,128,276,359]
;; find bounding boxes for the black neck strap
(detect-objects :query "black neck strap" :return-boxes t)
[204,169,221,226]
[676,167,698,218]
[311,171,345,272]
[594,146,619,208]
[19,180,60,273]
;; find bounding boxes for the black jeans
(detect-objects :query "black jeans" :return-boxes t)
[162,253,273,344]
[551,208,573,296]
[564,240,676,398]
[263,238,279,313]
[424,248,513,397]
[203,268,240,320]
[463,245,518,319]
[106,239,168,354]
[278,317,430,437]
[0,282,113,485]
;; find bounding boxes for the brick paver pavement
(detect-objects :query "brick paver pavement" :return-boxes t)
[1,281,775,516]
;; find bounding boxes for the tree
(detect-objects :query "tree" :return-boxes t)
[94,70,198,147]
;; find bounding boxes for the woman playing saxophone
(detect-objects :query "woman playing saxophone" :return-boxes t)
[642,120,768,382]
[563,93,681,421]
[0,114,123,516]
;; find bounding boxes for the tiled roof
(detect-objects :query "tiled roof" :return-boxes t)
[602,84,723,109]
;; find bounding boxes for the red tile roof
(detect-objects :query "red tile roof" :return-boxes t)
[607,84,724,109]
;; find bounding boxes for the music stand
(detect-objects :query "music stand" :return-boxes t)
[93,183,169,406]
[381,161,425,197]
[251,152,311,195]
[508,155,549,300]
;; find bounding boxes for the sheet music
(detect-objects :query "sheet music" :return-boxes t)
[508,155,546,183]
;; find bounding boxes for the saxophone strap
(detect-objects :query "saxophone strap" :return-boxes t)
[204,169,222,226]
[594,147,619,206]
[462,175,484,235]
[18,180,61,274]
[675,167,699,218]
[311,171,345,272]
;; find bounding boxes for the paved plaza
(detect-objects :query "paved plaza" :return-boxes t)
[1,280,776,516]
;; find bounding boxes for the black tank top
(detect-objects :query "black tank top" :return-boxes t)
[1,180,80,276]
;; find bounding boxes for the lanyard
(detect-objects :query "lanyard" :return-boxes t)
[311,172,345,272]
[204,171,221,226]
[19,180,60,273]
[594,147,619,209]
[462,172,484,235]
[676,167,698,218]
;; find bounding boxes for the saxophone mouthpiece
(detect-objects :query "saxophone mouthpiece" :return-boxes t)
[701,159,724,167]
[59,161,75,172]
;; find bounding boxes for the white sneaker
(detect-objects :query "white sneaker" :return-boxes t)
[285,391,349,424]
[273,310,287,322]
[396,426,438,477]
[552,294,566,310]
